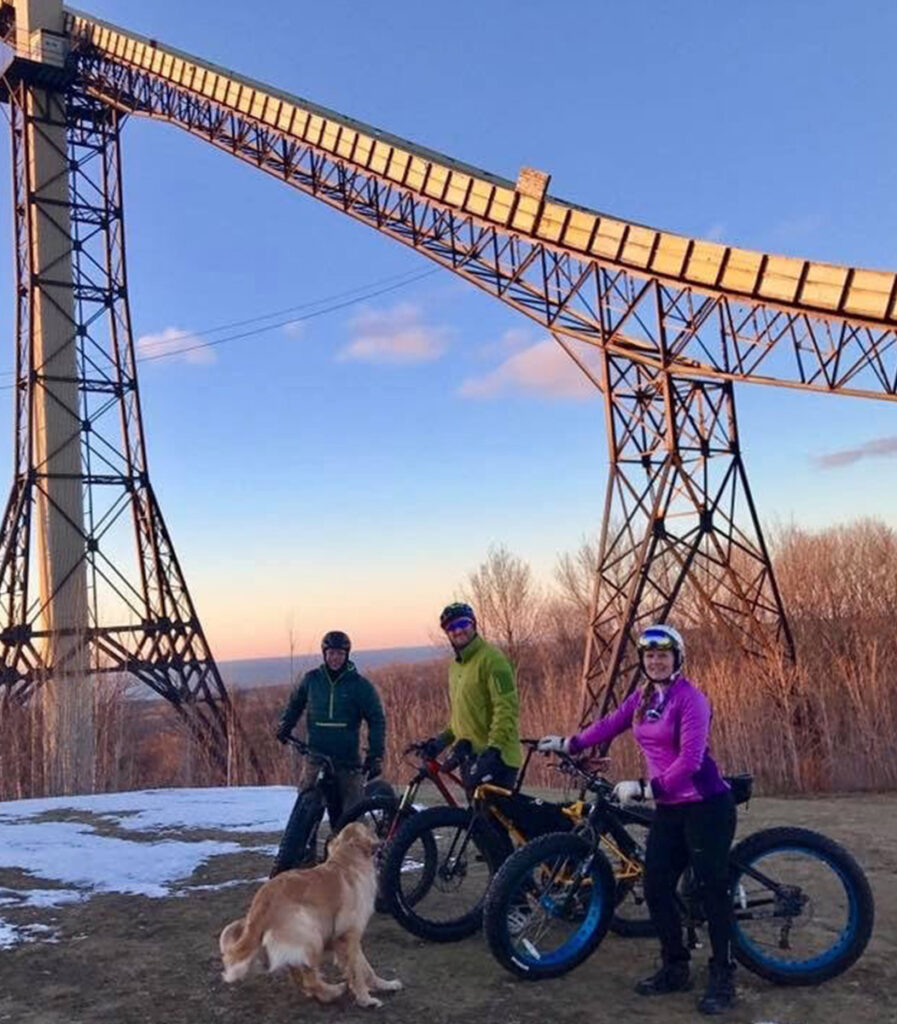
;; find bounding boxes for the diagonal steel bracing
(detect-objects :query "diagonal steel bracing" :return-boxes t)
[579,351,793,719]
[0,65,250,782]
[67,29,897,403]
[5,6,894,764]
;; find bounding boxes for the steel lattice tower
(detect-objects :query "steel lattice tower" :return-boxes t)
[3,1,897,790]
[0,2,247,789]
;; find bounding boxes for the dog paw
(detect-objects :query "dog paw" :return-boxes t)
[378,978,403,992]
[317,982,347,1004]
[355,995,383,1009]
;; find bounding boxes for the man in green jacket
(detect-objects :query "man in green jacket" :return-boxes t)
[422,602,522,789]
[272,629,386,874]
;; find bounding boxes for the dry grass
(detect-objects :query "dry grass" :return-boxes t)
[2,519,895,799]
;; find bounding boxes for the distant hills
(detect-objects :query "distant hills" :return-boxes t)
[218,645,446,690]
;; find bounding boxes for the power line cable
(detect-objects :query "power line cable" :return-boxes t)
[0,265,440,388]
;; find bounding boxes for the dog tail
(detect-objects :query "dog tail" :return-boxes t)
[220,913,266,983]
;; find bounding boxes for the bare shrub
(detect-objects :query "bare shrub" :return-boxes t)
[466,544,541,675]
[3,519,896,799]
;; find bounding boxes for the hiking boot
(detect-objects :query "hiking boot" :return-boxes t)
[634,961,693,996]
[698,960,736,1015]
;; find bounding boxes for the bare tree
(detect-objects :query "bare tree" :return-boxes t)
[466,544,541,669]
[553,535,599,622]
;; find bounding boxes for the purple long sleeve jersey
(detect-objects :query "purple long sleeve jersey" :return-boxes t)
[569,676,730,804]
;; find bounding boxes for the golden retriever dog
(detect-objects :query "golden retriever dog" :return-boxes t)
[219,821,401,1008]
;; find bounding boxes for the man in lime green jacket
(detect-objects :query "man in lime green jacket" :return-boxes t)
[422,602,523,789]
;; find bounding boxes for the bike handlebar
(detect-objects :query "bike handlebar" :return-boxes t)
[284,735,330,769]
[282,735,363,775]
[399,739,470,782]
[547,749,615,798]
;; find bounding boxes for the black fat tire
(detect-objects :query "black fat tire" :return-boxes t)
[730,825,875,986]
[333,795,434,912]
[333,794,399,837]
[380,804,506,942]
[609,883,657,938]
[484,831,616,980]
[364,778,397,803]
[601,812,656,937]
[271,792,326,874]
[607,819,655,937]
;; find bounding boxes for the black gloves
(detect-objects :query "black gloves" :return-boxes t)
[364,755,384,780]
[468,746,503,788]
[421,733,451,758]
[443,738,473,771]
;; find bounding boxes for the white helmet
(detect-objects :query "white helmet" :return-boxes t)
[637,623,685,672]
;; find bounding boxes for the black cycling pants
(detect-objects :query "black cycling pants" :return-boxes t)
[644,791,737,966]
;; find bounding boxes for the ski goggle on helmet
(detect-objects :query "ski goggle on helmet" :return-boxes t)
[439,602,476,632]
[637,624,685,671]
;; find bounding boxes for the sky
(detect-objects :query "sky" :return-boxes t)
[1,0,896,659]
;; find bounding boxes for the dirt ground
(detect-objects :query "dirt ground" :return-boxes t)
[1,792,895,1024]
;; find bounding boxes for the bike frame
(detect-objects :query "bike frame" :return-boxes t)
[431,741,588,878]
[283,735,363,856]
[560,756,798,935]
[384,746,468,845]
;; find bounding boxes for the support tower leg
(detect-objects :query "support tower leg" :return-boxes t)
[581,354,794,722]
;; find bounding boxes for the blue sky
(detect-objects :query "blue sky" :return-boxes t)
[1,0,895,657]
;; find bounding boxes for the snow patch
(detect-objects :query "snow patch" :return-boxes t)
[0,785,296,833]
[0,887,87,908]
[0,787,294,947]
[0,920,61,949]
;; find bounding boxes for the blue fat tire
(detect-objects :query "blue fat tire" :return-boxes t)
[730,825,874,986]
[483,831,616,980]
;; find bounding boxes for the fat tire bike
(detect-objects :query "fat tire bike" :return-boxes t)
[379,739,589,942]
[483,753,875,984]
[270,735,393,873]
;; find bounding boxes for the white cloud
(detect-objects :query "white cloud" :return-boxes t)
[337,303,449,364]
[476,327,532,360]
[282,320,304,339]
[704,222,727,242]
[814,435,897,469]
[136,327,216,365]
[458,337,596,401]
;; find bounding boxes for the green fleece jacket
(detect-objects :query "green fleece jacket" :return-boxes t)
[441,635,522,768]
[278,661,385,768]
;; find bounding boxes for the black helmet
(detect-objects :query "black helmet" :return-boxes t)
[439,602,476,631]
[322,630,351,654]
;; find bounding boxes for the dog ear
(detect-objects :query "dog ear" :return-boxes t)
[342,822,372,855]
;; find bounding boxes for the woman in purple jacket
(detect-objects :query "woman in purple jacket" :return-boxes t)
[538,623,737,1016]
